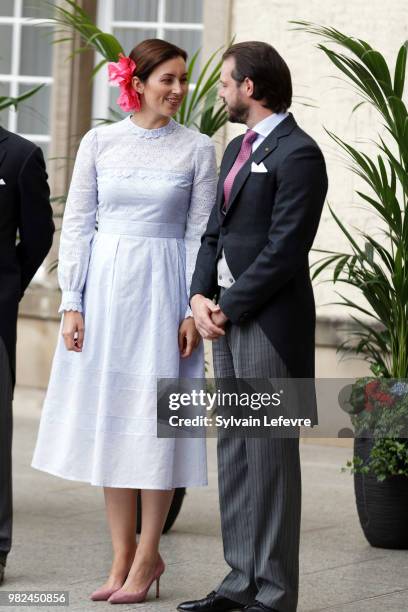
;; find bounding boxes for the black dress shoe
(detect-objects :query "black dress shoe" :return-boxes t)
[244,602,277,611]
[177,590,245,611]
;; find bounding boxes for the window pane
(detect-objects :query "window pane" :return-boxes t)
[0,82,10,129]
[23,1,55,18]
[109,85,118,112]
[16,83,51,135]
[0,25,13,74]
[165,0,203,23]
[114,0,158,22]
[20,26,53,77]
[163,30,202,82]
[0,0,13,17]
[113,27,157,55]
[108,86,128,117]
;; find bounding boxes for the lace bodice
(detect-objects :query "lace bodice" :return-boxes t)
[58,116,217,318]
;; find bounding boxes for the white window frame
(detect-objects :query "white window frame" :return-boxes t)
[92,0,203,121]
[0,0,53,142]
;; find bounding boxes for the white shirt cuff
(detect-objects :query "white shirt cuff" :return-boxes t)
[58,290,83,314]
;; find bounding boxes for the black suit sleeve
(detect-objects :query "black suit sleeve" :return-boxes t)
[16,146,55,296]
[189,198,221,301]
[219,144,328,323]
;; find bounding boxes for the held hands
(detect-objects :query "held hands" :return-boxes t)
[62,311,85,352]
[191,294,228,340]
[178,317,201,358]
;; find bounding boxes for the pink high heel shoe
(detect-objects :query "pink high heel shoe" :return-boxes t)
[108,555,165,604]
[89,582,125,601]
[90,569,130,602]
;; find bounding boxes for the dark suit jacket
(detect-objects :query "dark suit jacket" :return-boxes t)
[190,113,328,378]
[0,127,55,386]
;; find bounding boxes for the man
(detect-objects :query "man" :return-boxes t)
[178,42,328,612]
[0,126,54,584]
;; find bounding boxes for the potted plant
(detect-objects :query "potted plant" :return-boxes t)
[294,22,408,548]
[344,378,408,547]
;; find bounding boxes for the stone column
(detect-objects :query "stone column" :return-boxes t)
[43,0,97,289]
[17,0,98,387]
[202,0,232,156]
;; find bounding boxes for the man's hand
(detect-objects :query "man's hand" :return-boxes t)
[191,294,226,340]
[62,311,84,352]
[211,308,228,328]
[178,317,201,358]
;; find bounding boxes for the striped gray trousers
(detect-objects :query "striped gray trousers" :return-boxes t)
[213,293,301,612]
[0,337,13,564]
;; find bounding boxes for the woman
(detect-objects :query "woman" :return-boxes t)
[31,39,217,604]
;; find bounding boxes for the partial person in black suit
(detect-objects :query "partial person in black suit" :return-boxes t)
[0,126,54,584]
[178,42,328,612]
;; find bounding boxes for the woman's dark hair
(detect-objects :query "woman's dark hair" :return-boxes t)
[222,41,292,113]
[129,39,188,81]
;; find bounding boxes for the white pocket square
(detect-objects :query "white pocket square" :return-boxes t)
[251,161,268,173]
[0,179,5,185]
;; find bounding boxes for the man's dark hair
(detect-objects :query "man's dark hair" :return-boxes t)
[222,41,292,113]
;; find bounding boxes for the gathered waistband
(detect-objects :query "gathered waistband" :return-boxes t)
[98,218,185,238]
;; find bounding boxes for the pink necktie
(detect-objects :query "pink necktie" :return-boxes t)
[223,129,258,212]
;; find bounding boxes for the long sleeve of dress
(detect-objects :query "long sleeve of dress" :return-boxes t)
[184,139,217,318]
[58,129,98,313]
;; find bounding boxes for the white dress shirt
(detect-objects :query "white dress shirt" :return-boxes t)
[217,112,289,289]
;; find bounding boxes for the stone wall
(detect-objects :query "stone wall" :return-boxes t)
[226,0,408,320]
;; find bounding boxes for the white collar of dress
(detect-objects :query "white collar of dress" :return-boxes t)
[126,116,178,139]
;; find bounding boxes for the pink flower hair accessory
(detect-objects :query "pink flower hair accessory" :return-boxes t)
[108,53,141,113]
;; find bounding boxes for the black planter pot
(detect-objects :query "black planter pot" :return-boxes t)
[354,437,408,549]
[136,488,186,534]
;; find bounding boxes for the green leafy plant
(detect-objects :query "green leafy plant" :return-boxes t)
[176,46,228,134]
[48,0,228,137]
[346,439,408,482]
[293,22,408,481]
[0,84,45,118]
[343,378,408,480]
[293,22,408,380]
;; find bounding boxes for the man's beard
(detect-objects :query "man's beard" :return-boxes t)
[227,100,249,124]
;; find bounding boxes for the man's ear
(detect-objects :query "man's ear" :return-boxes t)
[243,77,254,98]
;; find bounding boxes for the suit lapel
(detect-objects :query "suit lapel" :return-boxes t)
[221,113,297,221]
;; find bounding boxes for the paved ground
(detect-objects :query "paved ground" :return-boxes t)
[1,387,408,611]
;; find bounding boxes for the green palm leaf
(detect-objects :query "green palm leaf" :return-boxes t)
[0,84,45,112]
[298,21,408,376]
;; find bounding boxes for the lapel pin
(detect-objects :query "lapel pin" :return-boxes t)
[0,178,5,185]
[265,146,269,151]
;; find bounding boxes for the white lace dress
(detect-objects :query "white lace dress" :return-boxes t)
[31,116,217,489]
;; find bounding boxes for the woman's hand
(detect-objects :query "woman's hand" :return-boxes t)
[178,317,201,358]
[62,311,85,352]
